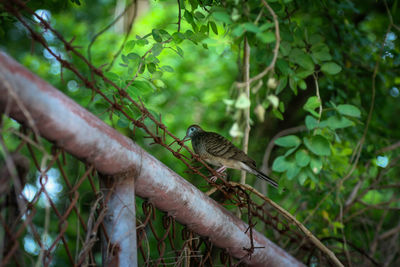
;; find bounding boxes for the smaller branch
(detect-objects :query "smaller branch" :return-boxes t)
[344,180,362,206]
[383,0,398,30]
[87,0,135,64]
[319,237,380,266]
[229,182,344,267]
[313,73,322,120]
[371,183,400,190]
[0,71,44,149]
[77,194,107,265]
[358,199,400,211]
[369,209,389,255]
[177,0,182,32]
[106,0,138,71]
[337,21,392,205]
[236,0,280,87]
[376,140,400,154]
[241,35,251,185]
[379,221,400,240]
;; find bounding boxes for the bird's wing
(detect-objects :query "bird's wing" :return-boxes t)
[201,132,256,167]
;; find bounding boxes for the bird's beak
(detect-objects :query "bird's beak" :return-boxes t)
[182,135,190,142]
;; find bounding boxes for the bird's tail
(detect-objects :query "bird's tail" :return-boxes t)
[251,168,279,188]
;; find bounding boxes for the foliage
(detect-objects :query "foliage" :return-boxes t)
[1,0,400,265]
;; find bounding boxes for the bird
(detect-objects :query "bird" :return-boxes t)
[184,124,278,188]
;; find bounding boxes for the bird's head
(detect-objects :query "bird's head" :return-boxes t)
[184,124,203,140]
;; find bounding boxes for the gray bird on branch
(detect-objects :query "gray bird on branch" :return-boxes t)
[184,124,278,188]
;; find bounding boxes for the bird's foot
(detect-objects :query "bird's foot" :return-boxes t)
[209,166,227,182]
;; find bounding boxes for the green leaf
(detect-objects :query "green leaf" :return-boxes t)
[132,80,153,93]
[138,63,146,74]
[259,22,274,31]
[161,65,174,72]
[289,76,298,95]
[188,0,197,9]
[280,41,292,56]
[158,29,170,39]
[152,71,163,79]
[284,146,298,157]
[147,63,156,73]
[299,80,307,90]
[152,29,163,42]
[309,34,323,45]
[296,69,313,79]
[295,149,310,167]
[326,116,355,129]
[209,21,218,35]
[232,24,245,37]
[277,59,290,75]
[117,117,129,128]
[176,46,184,57]
[184,10,195,24]
[303,96,321,117]
[243,22,261,33]
[125,40,136,51]
[145,54,159,64]
[298,170,308,185]
[279,102,285,112]
[257,32,275,43]
[289,49,314,70]
[184,30,197,43]
[272,109,284,120]
[304,135,331,156]
[337,104,361,118]
[272,156,288,172]
[104,72,120,83]
[127,52,141,61]
[121,54,129,64]
[194,11,205,19]
[200,24,209,34]
[212,11,231,24]
[276,76,287,95]
[235,93,250,109]
[305,168,317,182]
[172,32,185,44]
[305,115,318,130]
[152,43,163,57]
[313,50,332,62]
[310,157,323,174]
[321,62,342,75]
[275,135,301,147]
[286,165,300,180]
[296,54,314,70]
[136,38,149,46]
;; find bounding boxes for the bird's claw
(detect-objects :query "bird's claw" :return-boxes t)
[209,166,227,183]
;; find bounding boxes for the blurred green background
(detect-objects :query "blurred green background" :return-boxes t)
[1,0,399,265]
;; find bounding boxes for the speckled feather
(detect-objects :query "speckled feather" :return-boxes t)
[185,125,278,188]
[191,131,256,168]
